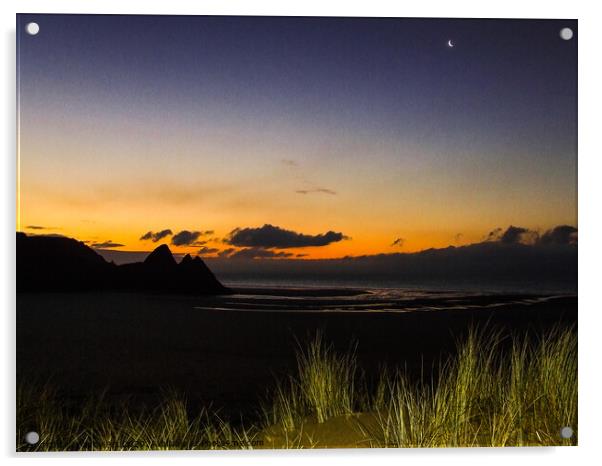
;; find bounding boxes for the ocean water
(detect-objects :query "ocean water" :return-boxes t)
[219,276,577,296]
[194,279,576,315]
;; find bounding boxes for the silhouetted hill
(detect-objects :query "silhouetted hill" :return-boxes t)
[144,244,178,269]
[17,232,228,294]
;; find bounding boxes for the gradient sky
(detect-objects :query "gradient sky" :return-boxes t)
[17,15,577,259]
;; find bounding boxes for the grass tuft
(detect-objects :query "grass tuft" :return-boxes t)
[295,331,357,423]
[368,325,577,447]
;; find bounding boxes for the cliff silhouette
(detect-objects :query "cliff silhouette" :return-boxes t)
[16,232,228,294]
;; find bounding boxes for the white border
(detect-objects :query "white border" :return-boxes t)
[2,1,601,465]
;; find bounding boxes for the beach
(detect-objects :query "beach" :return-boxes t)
[17,287,577,420]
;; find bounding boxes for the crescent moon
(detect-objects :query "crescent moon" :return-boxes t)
[447,40,454,48]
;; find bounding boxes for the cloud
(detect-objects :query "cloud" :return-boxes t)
[281,159,298,167]
[391,238,405,247]
[91,240,124,249]
[170,230,199,246]
[25,225,61,231]
[225,224,348,249]
[172,230,200,246]
[26,233,67,239]
[229,248,294,259]
[484,228,503,242]
[484,225,540,245]
[500,226,531,244]
[198,246,220,255]
[217,248,236,258]
[483,225,577,246]
[484,226,537,244]
[140,229,173,242]
[539,225,577,245]
[295,188,337,195]
[216,246,295,259]
[169,229,215,246]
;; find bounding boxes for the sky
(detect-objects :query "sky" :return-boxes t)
[17,15,577,260]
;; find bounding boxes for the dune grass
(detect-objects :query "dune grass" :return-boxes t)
[17,325,577,450]
[17,386,259,451]
[368,326,577,447]
[295,331,358,423]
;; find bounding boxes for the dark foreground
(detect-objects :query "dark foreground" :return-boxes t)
[17,289,577,419]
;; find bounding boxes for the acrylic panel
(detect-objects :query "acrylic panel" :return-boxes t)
[16,14,577,451]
